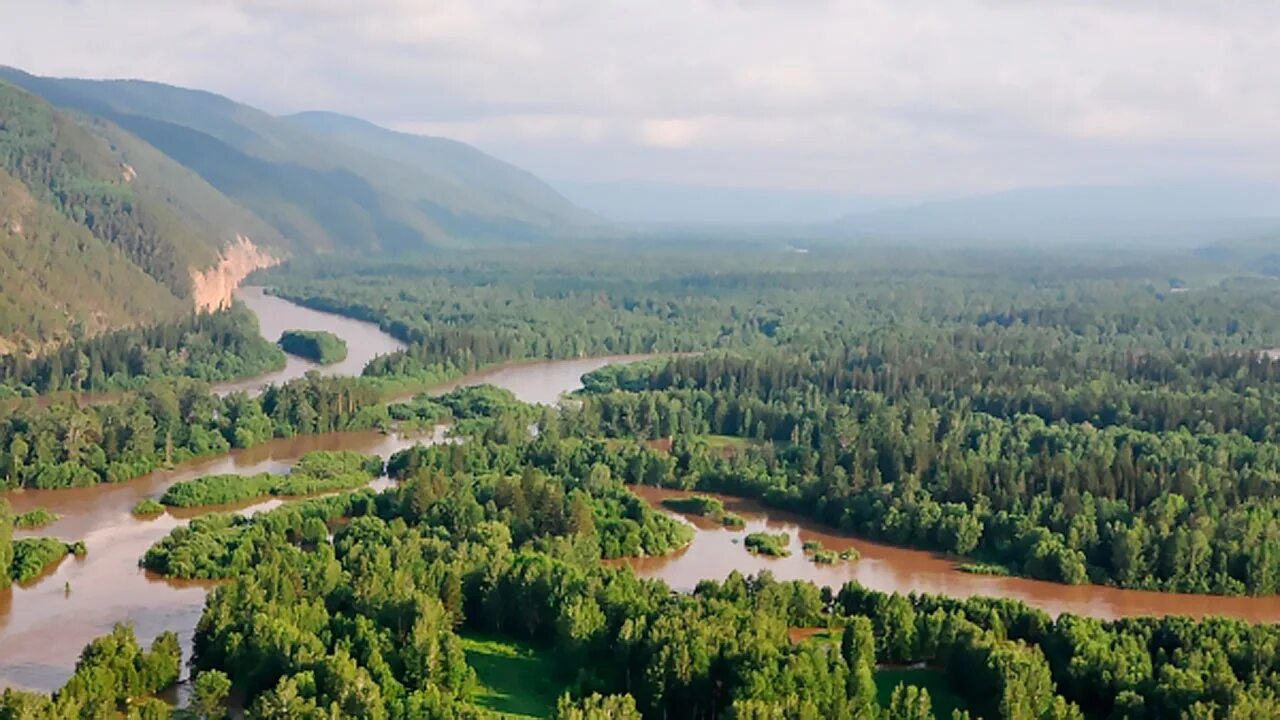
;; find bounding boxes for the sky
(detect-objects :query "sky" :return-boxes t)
[2,0,1278,196]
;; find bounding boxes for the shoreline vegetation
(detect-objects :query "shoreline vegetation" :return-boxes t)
[158,451,383,509]
[802,539,859,564]
[744,531,791,557]
[9,536,85,585]
[958,562,1012,576]
[14,507,58,529]
[131,498,165,517]
[0,304,286,397]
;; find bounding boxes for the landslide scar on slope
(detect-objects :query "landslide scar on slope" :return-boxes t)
[190,235,280,312]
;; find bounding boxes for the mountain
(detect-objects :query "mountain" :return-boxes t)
[835,183,1280,246]
[0,66,598,349]
[0,67,595,252]
[0,165,183,355]
[0,80,275,351]
[553,180,892,225]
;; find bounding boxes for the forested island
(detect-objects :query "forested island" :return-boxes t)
[4,242,1280,718]
[277,329,348,365]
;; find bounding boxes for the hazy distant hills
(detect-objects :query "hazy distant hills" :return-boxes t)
[557,179,1280,251]
[0,66,598,348]
[288,111,593,233]
[834,183,1280,246]
[553,180,892,225]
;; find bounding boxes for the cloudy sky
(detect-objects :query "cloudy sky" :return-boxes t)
[3,0,1278,196]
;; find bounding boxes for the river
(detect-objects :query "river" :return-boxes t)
[213,286,407,395]
[622,486,1280,624]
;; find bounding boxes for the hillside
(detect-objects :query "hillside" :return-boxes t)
[0,66,597,350]
[0,166,183,353]
[0,67,595,252]
[287,111,593,230]
[0,81,276,349]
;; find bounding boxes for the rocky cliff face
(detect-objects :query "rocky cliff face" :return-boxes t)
[190,235,279,312]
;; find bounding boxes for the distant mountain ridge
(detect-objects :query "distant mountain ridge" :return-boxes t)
[0,66,595,348]
[287,111,593,230]
[835,183,1280,245]
[553,179,892,225]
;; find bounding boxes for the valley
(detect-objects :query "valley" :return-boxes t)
[2,27,1280,717]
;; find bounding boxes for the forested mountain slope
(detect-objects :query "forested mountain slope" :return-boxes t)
[0,67,595,252]
[0,81,263,350]
[0,65,594,351]
[0,167,182,354]
[287,111,592,229]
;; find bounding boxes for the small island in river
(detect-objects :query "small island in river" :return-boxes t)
[277,329,349,365]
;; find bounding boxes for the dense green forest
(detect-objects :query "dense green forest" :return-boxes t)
[253,246,1280,595]
[11,394,1280,718]
[567,355,1280,594]
[0,374,388,489]
[277,329,348,365]
[4,241,1280,717]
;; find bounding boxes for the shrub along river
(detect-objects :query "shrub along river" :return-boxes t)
[3,288,1280,694]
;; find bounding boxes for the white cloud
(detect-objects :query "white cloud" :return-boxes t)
[1,0,1278,193]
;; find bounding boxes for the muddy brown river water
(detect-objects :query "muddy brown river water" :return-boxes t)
[621,486,1280,625]
[4,290,1280,694]
[213,287,407,395]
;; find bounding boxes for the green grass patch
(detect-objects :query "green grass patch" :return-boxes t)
[957,562,1010,576]
[662,495,725,517]
[132,498,166,517]
[461,631,566,718]
[704,434,755,453]
[875,668,965,719]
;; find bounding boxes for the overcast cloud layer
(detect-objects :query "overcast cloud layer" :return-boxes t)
[3,0,1278,194]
